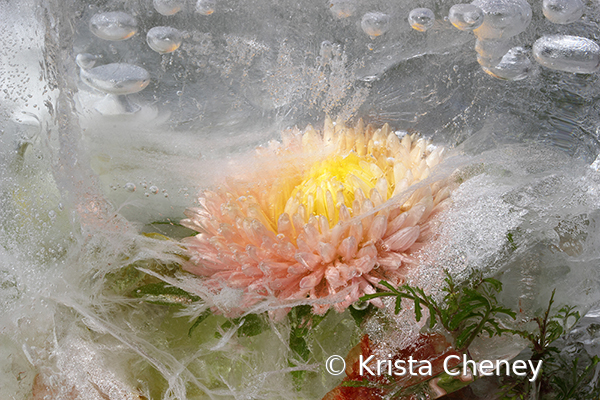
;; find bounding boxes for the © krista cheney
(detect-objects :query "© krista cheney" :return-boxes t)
[358,354,543,382]
[181,116,454,318]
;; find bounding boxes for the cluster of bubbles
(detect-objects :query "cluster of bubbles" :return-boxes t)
[79,0,600,110]
[346,0,597,81]
[123,182,169,198]
[78,1,219,114]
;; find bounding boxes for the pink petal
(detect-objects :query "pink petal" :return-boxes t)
[338,235,358,261]
[383,226,420,252]
[299,269,325,289]
[368,214,388,242]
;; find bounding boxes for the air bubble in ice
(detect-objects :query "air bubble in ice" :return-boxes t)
[471,0,532,40]
[147,27,183,54]
[149,185,159,194]
[532,35,600,74]
[481,46,532,80]
[80,63,150,95]
[75,53,97,70]
[153,0,184,16]
[408,8,435,32]
[79,63,150,114]
[328,0,356,19]
[125,182,136,192]
[361,12,391,38]
[475,38,512,67]
[196,0,216,15]
[448,4,484,31]
[542,0,584,25]
[89,12,137,41]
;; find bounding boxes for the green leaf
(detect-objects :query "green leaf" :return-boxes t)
[188,309,212,337]
[395,296,402,314]
[132,282,200,306]
[349,303,373,327]
[414,297,422,322]
[236,313,268,337]
[289,330,310,361]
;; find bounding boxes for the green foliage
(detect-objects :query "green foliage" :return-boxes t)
[348,302,374,327]
[188,309,212,337]
[360,270,516,351]
[287,305,329,387]
[132,282,200,306]
[500,290,599,400]
[509,290,580,357]
[213,313,269,339]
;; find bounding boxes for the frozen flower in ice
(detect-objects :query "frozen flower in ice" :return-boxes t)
[181,117,453,317]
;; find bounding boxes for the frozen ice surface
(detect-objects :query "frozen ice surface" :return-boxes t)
[543,0,585,25]
[89,11,138,41]
[80,63,151,95]
[195,0,216,16]
[481,46,532,80]
[361,12,391,38]
[153,0,185,16]
[471,0,532,39]
[407,8,435,32]
[3,0,600,398]
[533,35,600,74]
[448,4,484,31]
[146,26,184,54]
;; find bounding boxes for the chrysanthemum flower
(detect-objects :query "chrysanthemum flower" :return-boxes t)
[181,117,452,317]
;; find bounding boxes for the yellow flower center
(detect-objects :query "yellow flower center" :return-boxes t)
[282,152,390,227]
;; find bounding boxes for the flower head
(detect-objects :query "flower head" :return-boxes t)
[181,116,452,317]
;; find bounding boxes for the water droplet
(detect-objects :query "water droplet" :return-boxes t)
[149,185,159,194]
[448,4,484,31]
[408,8,435,32]
[80,63,150,95]
[164,193,169,198]
[475,38,512,67]
[533,35,600,74]
[48,210,56,219]
[196,0,216,15]
[58,203,64,211]
[481,46,532,80]
[125,182,136,192]
[542,0,584,25]
[471,0,531,40]
[153,0,184,16]
[145,192,150,197]
[328,0,356,19]
[89,12,137,41]
[75,53,97,70]
[361,12,391,38]
[147,26,183,54]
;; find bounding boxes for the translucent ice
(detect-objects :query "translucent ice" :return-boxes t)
[153,0,185,16]
[75,53,97,70]
[448,4,484,31]
[475,38,512,67]
[80,63,150,114]
[408,8,435,32]
[481,46,532,80]
[533,35,600,74]
[147,26,183,54]
[471,0,532,39]
[88,11,137,41]
[361,12,391,38]
[195,0,216,15]
[328,0,356,19]
[542,0,584,25]
[80,63,150,95]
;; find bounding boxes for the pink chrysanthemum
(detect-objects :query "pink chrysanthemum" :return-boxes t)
[181,117,452,317]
